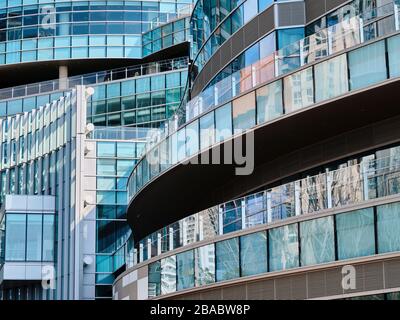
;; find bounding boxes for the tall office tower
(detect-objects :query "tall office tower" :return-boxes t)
[114,0,400,301]
[0,0,193,300]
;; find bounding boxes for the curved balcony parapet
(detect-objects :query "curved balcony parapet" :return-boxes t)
[122,150,400,266]
[127,27,400,224]
[184,2,399,125]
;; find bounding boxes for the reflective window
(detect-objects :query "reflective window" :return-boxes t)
[349,40,387,90]
[26,214,42,261]
[269,223,299,271]
[216,238,239,281]
[377,202,400,254]
[336,208,375,260]
[177,250,195,290]
[300,216,335,266]
[277,27,304,49]
[200,111,215,150]
[256,80,283,124]
[5,214,26,261]
[161,255,177,295]
[195,244,215,286]
[240,231,268,276]
[284,67,314,112]
[315,54,348,102]
[97,141,115,157]
[42,214,55,261]
[232,92,256,133]
[186,119,199,157]
[215,103,232,143]
[388,34,400,78]
[116,142,135,158]
[148,261,161,297]
[259,0,273,12]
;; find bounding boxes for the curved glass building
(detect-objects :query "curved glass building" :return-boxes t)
[0,0,193,300]
[112,0,400,301]
[1,0,400,301]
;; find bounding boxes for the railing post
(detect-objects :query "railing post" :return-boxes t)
[294,180,301,216]
[157,233,162,256]
[199,214,204,241]
[169,227,174,251]
[147,238,152,260]
[218,206,224,235]
[326,169,333,209]
[232,76,237,97]
[139,243,144,263]
[133,248,138,265]
[274,52,280,77]
[359,17,364,44]
[182,219,187,245]
[326,27,333,56]
[362,161,369,201]
[241,199,246,230]
[299,39,305,67]
[251,65,257,87]
[266,191,272,223]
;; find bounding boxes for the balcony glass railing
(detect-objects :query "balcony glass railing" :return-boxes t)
[0,57,189,101]
[127,27,400,208]
[182,1,399,125]
[126,148,400,267]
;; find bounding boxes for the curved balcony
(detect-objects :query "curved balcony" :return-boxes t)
[116,177,400,299]
[126,26,400,241]
[123,149,400,265]
[0,57,188,100]
[185,2,399,126]
[0,0,192,73]
[143,16,191,58]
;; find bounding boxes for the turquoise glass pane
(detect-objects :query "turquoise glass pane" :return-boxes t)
[256,80,283,124]
[240,231,268,276]
[300,216,335,266]
[269,223,299,271]
[336,208,375,260]
[377,202,400,253]
[195,244,215,286]
[97,141,116,157]
[349,40,387,90]
[388,34,400,78]
[177,250,195,290]
[216,238,239,281]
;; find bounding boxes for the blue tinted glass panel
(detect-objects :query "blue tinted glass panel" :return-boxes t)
[5,214,26,261]
[216,238,239,281]
[177,250,195,290]
[195,244,215,286]
[240,232,268,276]
[269,223,299,271]
[336,208,375,260]
[388,35,400,78]
[300,216,335,266]
[377,202,400,253]
[349,40,387,90]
